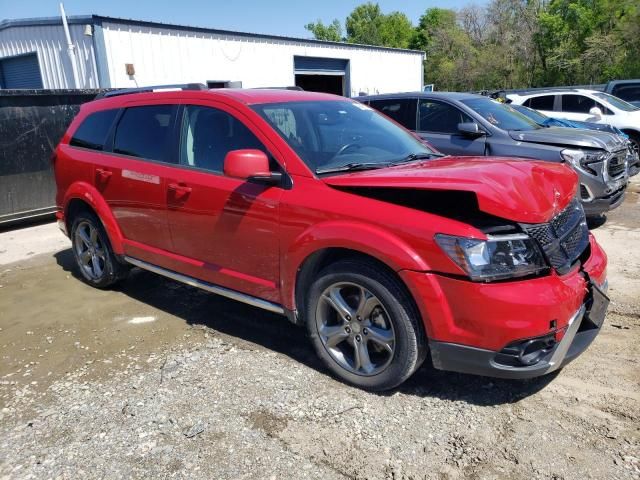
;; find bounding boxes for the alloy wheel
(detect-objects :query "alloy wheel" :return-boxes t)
[315,282,395,376]
[74,220,107,281]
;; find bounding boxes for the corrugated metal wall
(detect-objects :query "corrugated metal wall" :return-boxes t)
[100,22,423,96]
[0,24,99,89]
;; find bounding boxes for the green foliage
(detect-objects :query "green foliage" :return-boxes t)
[344,2,414,48]
[305,19,343,42]
[305,0,640,89]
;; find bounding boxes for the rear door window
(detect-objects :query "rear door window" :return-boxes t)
[368,98,417,130]
[70,109,119,151]
[113,105,177,162]
[524,95,555,111]
[418,99,472,133]
[561,95,597,114]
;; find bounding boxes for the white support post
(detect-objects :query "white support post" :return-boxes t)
[60,3,80,88]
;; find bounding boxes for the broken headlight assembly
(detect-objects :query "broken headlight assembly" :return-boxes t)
[561,148,607,177]
[435,233,548,282]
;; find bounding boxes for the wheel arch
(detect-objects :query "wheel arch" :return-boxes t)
[63,182,124,254]
[290,247,424,335]
[282,222,432,317]
[621,128,640,140]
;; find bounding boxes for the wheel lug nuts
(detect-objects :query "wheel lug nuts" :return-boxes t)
[346,315,351,321]
[357,316,361,321]
[355,335,361,342]
[345,327,351,333]
[363,328,368,335]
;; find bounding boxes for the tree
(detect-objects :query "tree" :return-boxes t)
[305,19,343,42]
[411,8,478,91]
[378,12,414,48]
[303,0,640,91]
[345,3,385,45]
[344,3,413,48]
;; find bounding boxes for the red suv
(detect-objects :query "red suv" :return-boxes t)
[53,85,609,390]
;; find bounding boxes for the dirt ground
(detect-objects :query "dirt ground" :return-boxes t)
[0,178,638,479]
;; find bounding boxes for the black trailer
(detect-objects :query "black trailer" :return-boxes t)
[0,89,101,225]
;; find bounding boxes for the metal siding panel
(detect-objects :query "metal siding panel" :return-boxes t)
[99,20,423,94]
[0,24,98,88]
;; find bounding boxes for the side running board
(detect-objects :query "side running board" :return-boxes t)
[124,256,285,315]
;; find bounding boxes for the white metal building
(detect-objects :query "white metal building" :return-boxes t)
[0,15,425,97]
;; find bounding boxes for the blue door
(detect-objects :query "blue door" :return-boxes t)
[0,53,44,89]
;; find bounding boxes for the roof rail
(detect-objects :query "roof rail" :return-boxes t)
[506,84,606,95]
[251,86,304,91]
[96,83,208,99]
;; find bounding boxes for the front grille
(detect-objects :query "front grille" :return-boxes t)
[607,150,627,179]
[522,198,589,274]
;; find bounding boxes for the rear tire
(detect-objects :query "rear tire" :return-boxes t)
[306,259,426,391]
[70,211,128,289]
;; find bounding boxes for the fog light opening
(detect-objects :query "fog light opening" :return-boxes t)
[496,334,557,368]
[518,339,554,366]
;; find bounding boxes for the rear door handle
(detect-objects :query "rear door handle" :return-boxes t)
[96,168,112,179]
[168,183,192,196]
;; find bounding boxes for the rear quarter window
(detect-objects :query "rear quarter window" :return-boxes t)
[69,109,119,151]
[524,95,555,111]
[368,98,417,130]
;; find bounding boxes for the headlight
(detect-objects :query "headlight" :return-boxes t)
[434,233,548,282]
[561,148,607,176]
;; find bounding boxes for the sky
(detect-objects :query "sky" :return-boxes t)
[0,0,483,39]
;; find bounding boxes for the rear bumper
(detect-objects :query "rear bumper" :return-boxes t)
[55,210,68,236]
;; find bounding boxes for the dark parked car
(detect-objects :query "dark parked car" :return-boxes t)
[359,92,628,216]
[602,79,640,107]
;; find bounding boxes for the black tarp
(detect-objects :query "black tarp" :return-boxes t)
[0,89,102,225]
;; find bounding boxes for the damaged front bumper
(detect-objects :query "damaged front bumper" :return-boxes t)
[429,279,609,379]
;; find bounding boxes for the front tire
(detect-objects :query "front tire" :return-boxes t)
[306,259,426,391]
[70,212,127,289]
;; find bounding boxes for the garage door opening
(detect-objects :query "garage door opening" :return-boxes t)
[294,56,349,97]
[0,53,43,89]
[295,74,344,96]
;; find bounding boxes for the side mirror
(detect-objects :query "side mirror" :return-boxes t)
[223,149,282,185]
[458,122,485,137]
[589,106,603,118]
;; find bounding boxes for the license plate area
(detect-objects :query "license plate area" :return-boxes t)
[583,281,609,329]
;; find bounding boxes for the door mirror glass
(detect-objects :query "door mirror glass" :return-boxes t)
[224,149,281,184]
[458,122,485,137]
[589,106,603,118]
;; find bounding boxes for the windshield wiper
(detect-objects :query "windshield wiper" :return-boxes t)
[316,162,390,175]
[390,152,445,165]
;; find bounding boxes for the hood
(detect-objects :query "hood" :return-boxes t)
[508,126,627,152]
[323,157,578,224]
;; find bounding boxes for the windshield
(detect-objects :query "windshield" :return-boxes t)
[252,100,437,174]
[461,98,543,131]
[510,104,548,124]
[592,92,640,112]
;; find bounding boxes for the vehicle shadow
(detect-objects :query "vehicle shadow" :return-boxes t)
[55,248,557,406]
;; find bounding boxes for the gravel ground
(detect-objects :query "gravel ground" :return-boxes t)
[0,177,639,479]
